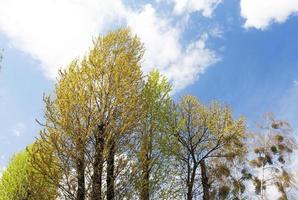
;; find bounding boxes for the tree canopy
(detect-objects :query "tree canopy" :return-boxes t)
[0,144,58,200]
[0,28,297,200]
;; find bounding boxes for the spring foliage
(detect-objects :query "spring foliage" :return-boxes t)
[0,145,57,200]
[0,29,297,200]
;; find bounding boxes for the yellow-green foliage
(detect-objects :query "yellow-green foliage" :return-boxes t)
[137,70,172,199]
[30,28,145,198]
[0,150,29,200]
[173,95,246,158]
[0,145,57,200]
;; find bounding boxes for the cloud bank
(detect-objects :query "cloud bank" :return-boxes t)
[0,0,219,91]
[241,0,298,29]
[127,5,218,90]
[0,0,126,79]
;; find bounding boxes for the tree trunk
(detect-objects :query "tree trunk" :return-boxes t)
[77,155,85,200]
[140,166,150,200]
[91,124,105,200]
[140,134,150,200]
[186,162,197,200]
[107,140,115,200]
[200,159,210,200]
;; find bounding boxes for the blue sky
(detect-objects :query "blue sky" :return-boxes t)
[0,0,298,182]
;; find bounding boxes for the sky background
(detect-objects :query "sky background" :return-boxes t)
[0,0,298,192]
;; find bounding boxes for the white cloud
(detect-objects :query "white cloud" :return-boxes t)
[209,26,223,38]
[0,165,6,177]
[0,0,218,91]
[0,155,6,178]
[128,5,218,90]
[0,0,127,79]
[12,122,25,137]
[172,0,222,17]
[240,0,298,30]
[163,35,218,90]
[127,5,181,74]
[294,80,298,87]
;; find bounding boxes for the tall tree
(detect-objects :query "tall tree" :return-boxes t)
[31,61,99,199]
[248,113,297,200]
[168,96,246,200]
[30,28,144,200]
[86,28,144,200]
[136,70,171,200]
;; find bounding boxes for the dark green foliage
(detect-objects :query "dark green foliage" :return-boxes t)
[265,154,273,165]
[241,169,252,180]
[232,179,246,194]
[278,156,285,164]
[252,177,265,195]
[275,135,284,142]
[214,165,230,180]
[271,145,278,153]
[218,185,230,199]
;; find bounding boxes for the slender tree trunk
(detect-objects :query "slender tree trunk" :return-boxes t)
[140,134,150,200]
[200,159,210,200]
[186,179,193,200]
[107,140,115,200]
[77,154,85,200]
[91,124,105,200]
[186,162,197,200]
[140,166,150,200]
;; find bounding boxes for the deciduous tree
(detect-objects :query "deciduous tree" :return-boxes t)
[136,70,171,200]
[0,145,58,200]
[86,28,144,200]
[248,113,297,200]
[30,28,144,200]
[168,96,246,200]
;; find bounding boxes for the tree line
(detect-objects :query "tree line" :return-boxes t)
[0,28,297,200]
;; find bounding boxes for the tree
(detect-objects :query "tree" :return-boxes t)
[167,96,246,200]
[248,113,297,200]
[31,60,99,199]
[136,70,171,200]
[30,28,144,200]
[0,145,58,200]
[208,155,250,199]
[86,28,144,200]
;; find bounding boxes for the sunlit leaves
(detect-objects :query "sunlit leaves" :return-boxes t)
[0,145,58,200]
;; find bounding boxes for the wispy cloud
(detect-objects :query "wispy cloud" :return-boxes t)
[240,0,298,30]
[12,122,25,137]
[0,0,219,91]
[0,154,6,177]
[0,165,6,177]
[209,26,224,38]
[172,0,223,17]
